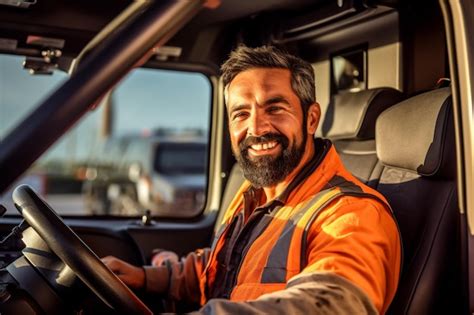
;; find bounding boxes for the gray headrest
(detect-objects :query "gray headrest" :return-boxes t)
[376,88,455,178]
[322,87,404,140]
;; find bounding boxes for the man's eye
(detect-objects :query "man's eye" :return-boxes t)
[232,112,248,120]
[268,106,282,113]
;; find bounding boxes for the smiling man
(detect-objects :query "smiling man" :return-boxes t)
[228,67,315,194]
[104,45,401,314]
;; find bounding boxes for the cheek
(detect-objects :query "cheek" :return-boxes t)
[272,116,302,138]
[229,121,247,147]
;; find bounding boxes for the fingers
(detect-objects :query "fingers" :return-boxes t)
[101,256,146,290]
[102,256,124,273]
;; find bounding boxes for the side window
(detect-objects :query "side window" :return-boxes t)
[0,55,211,218]
[330,46,367,95]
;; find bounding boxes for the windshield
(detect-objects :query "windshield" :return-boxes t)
[0,54,211,217]
[154,143,207,175]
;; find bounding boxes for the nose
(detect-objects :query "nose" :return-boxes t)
[247,109,271,137]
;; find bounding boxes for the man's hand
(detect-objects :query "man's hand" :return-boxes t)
[102,256,145,290]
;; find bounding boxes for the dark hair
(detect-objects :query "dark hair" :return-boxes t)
[221,45,316,112]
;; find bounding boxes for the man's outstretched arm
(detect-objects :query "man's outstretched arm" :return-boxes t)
[103,248,211,304]
[196,272,377,315]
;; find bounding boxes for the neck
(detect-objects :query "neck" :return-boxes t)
[262,139,315,201]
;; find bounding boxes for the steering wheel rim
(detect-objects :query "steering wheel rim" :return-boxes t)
[12,184,152,315]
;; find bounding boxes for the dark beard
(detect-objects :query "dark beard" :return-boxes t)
[234,132,306,188]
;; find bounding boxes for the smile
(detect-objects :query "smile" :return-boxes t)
[250,141,277,151]
[248,141,280,156]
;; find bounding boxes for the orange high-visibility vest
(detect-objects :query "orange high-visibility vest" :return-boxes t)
[200,146,400,312]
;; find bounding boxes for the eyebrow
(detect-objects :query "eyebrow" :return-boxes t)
[264,96,290,106]
[229,96,290,114]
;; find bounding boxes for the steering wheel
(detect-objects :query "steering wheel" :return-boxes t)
[12,184,152,314]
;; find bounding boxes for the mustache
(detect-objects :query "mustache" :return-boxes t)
[239,133,288,151]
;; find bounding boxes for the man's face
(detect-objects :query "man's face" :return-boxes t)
[226,68,309,188]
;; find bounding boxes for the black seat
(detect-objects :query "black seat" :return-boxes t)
[375,87,462,314]
[321,87,404,186]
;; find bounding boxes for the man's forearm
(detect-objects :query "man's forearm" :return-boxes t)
[143,265,170,295]
[194,273,378,315]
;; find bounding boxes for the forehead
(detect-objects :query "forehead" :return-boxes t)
[227,68,293,98]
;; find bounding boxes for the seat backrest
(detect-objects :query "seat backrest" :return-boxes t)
[375,87,462,314]
[219,163,245,221]
[322,88,404,185]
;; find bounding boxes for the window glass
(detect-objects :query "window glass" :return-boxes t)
[0,54,68,139]
[331,47,367,94]
[0,54,211,218]
[154,143,207,175]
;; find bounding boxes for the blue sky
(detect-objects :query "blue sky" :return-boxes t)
[0,54,211,162]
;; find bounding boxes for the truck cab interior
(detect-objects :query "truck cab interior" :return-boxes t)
[0,0,472,314]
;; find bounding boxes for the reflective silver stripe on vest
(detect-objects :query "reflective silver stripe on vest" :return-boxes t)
[260,189,333,283]
[300,176,393,269]
[260,175,373,283]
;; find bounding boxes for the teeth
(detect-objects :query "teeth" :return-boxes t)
[250,141,277,151]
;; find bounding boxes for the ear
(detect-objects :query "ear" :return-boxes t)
[306,103,321,135]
